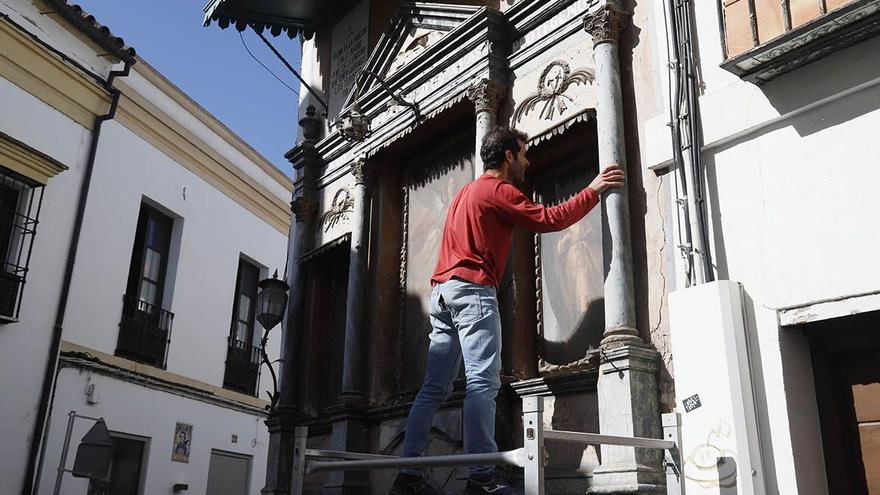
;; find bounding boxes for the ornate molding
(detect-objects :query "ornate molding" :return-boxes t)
[583,4,631,46]
[350,158,374,186]
[290,196,318,223]
[466,78,508,114]
[512,61,595,126]
[298,104,322,142]
[319,188,354,233]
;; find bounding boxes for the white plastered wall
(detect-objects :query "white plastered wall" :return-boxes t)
[0,43,93,495]
[60,117,286,386]
[642,1,880,493]
[39,367,270,495]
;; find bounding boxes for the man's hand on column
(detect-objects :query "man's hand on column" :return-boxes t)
[587,164,625,195]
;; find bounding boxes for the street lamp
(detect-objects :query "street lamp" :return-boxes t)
[255,270,289,411]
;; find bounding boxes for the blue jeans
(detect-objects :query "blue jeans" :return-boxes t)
[401,278,502,477]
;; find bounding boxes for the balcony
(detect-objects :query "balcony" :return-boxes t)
[223,337,261,396]
[116,294,174,369]
[719,0,880,83]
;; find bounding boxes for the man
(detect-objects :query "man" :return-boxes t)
[390,126,625,495]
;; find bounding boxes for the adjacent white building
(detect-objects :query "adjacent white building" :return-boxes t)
[643,0,880,492]
[0,1,293,493]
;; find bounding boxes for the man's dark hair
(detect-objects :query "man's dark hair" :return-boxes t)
[480,126,529,170]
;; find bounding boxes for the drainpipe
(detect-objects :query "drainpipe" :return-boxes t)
[24,59,133,495]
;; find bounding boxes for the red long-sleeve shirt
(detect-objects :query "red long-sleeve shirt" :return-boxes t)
[431,174,600,288]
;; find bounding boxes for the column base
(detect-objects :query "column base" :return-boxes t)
[323,403,370,495]
[589,464,667,494]
[593,342,665,495]
[262,407,308,495]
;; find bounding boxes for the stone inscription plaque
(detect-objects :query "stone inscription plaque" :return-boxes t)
[329,0,370,117]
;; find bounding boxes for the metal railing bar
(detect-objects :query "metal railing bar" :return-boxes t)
[306,448,525,474]
[543,429,675,450]
[305,449,395,461]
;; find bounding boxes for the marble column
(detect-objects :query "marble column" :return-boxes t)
[263,106,321,495]
[584,4,664,493]
[324,157,373,495]
[467,78,507,179]
[338,157,373,404]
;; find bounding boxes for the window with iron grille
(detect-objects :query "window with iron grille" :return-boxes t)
[116,203,175,368]
[719,0,880,83]
[223,257,261,395]
[0,166,44,321]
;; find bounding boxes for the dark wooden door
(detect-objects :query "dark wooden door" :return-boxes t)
[809,311,880,494]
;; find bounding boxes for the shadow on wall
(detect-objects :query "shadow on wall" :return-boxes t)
[724,35,880,146]
[738,288,780,494]
[701,152,729,280]
[540,298,605,365]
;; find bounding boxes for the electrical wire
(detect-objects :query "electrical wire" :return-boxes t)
[239,31,300,96]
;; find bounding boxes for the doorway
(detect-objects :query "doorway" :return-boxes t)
[205,450,252,495]
[807,310,880,494]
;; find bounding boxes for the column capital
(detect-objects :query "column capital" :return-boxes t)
[466,78,507,115]
[583,4,631,47]
[290,196,317,223]
[349,157,375,186]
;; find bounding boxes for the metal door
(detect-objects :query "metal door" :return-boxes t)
[205,450,251,495]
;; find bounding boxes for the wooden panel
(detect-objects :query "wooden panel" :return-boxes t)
[854,382,880,423]
[724,0,757,57]
[859,423,880,494]
[790,0,822,27]
[754,0,786,42]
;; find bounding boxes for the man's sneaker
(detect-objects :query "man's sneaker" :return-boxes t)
[464,473,522,495]
[389,472,442,495]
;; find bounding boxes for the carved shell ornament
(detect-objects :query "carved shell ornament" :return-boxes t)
[512,61,595,125]
[320,188,354,233]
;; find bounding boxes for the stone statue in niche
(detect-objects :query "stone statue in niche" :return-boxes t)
[513,60,595,125]
[320,188,354,233]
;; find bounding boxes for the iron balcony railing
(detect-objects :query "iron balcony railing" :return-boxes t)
[0,168,44,321]
[116,294,174,368]
[223,337,261,396]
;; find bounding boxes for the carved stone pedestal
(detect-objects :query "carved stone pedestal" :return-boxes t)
[322,404,370,495]
[589,344,665,494]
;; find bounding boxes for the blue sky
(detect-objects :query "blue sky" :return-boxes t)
[78,0,302,177]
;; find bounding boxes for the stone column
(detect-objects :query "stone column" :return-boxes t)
[338,157,373,404]
[263,106,321,495]
[467,78,507,179]
[584,4,664,493]
[323,157,373,495]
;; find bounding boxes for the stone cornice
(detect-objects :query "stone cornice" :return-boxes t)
[0,17,111,129]
[313,7,511,166]
[0,130,68,184]
[59,340,268,414]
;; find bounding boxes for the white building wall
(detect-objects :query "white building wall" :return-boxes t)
[644,2,880,493]
[0,61,93,494]
[39,367,270,495]
[0,1,292,491]
[61,117,286,386]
